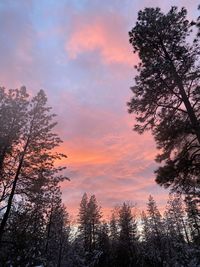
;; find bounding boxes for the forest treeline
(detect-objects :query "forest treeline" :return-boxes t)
[72,192,200,267]
[1,183,200,266]
[1,4,200,267]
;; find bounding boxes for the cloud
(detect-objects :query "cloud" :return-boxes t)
[51,87,168,219]
[65,13,137,65]
[56,97,166,219]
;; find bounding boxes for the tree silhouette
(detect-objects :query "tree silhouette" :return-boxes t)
[128,7,200,196]
[0,88,68,244]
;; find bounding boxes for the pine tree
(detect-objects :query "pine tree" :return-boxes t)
[147,196,163,238]
[45,198,70,267]
[0,88,68,245]
[117,203,138,267]
[128,6,200,197]
[96,222,110,267]
[77,194,102,267]
[2,199,46,266]
[0,87,29,205]
[109,210,119,267]
[141,211,149,241]
[87,195,102,251]
[162,193,198,266]
[164,193,189,243]
[110,209,119,243]
[185,195,200,244]
[145,196,165,266]
[78,193,90,251]
[140,211,155,267]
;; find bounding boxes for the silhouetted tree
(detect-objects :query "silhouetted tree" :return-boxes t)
[96,222,110,267]
[109,209,119,267]
[164,193,189,243]
[128,6,200,197]
[5,201,46,266]
[0,87,29,206]
[142,196,165,266]
[163,194,192,266]
[77,194,102,266]
[78,193,90,251]
[45,197,70,267]
[0,89,68,245]
[117,203,138,267]
[87,195,102,251]
[185,195,200,244]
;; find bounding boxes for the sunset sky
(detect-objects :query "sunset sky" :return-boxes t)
[0,0,199,219]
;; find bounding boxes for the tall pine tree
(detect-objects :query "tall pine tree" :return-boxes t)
[128,7,200,197]
[0,88,68,245]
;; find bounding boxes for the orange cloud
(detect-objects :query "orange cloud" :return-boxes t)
[52,90,166,220]
[58,121,166,219]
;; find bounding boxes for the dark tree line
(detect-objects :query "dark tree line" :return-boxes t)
[67,193,199,267]
[1,186,199,266]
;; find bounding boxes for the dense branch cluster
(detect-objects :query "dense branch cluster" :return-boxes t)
[128,6,200,203]
[0,87,69,266]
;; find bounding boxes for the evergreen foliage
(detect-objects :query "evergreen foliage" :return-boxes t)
[128,6,200,198]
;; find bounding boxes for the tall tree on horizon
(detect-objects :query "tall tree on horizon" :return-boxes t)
[78,194,102,252]
[118,203,138,267]
[45,198,70,267]
[145,196,165,265]
[78,192,90,251]
[87,194,102,251]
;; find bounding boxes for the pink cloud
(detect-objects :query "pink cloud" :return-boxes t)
[65,14,138,65]
[55,94,167,219]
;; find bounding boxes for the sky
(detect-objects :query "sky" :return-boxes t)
[0,0,199,220]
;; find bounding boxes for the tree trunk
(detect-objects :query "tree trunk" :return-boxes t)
[181,218,190,244]
[45,206,53,255]
[0,159,22,245]
[0,136,30,246]
[57,220,64,267]
[160,39,200,145]
[175,75,200,144]
[57,239,63,267]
